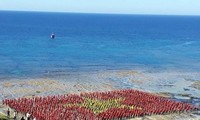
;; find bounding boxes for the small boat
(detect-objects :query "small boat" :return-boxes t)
[51,33,55,39]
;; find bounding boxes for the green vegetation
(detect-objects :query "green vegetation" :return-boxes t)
[0,113,7,120]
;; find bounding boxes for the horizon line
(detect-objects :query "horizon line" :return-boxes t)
[1,9,200,17]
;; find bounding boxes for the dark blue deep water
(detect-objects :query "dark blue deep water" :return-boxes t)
[0,11,200,78]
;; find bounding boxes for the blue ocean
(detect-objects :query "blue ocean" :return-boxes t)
[0,11,200,79]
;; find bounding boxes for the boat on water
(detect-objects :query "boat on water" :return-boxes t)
[51,33,55,39]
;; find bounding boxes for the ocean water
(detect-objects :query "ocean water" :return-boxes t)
[0,11,200,79]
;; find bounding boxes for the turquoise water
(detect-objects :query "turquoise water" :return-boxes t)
[0,11,200,78]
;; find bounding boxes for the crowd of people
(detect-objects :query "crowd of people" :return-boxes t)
[3,89,198,120]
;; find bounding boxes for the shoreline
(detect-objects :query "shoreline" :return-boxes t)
[0,69,200,119]
[1,69,200,102]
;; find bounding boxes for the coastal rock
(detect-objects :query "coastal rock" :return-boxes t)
[191,81,200,90]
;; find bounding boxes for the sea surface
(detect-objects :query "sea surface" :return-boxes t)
[0,11,200,79]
